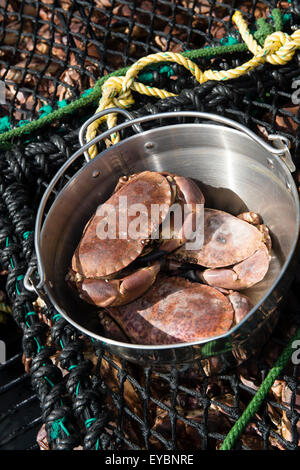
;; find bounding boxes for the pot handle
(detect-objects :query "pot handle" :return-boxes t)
[78,108,143,162]
[24,108,295,293]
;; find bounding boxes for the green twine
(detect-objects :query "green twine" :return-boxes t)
[34,336,44,353]
[25,310,36,317]
[5,236,14,269]
[50,417,70,440]
[44,375,55,387]
[0,116,10,132]
[220,35,239,46]
[138,71,154,82]
[220,327,300,450]
[16,274,24,293]
[85,418,100,450]
[52,313,62,322]
[85,417,96,428]
[23,230,33,239]
[19,120,30,127]
[57,99,68,108]
[282,13,291,24]
[5,237,43,354]
[81,88,94,97]
[39,104,53,116]
[159,65,175,76]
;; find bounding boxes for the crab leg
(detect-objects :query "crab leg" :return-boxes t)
[76,263,161,307]
[237,211,272,254]
[200,243,270,290]
[236,211,262,225]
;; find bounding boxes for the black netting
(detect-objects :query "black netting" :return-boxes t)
[0,0,300,451]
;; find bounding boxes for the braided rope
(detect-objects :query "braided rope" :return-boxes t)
[85,10,300,158]
[220,328,300,450]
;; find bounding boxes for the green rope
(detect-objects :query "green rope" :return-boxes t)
[272,8,284,32]
[85,417,96,428]
[0,7,285,145]
[254,18,275,46]
[0,8,284,144]
[0,43,249,144]
[220,327,300,450]
[253,9,283,46]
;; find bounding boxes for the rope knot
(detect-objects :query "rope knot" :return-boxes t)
[102,77,134,109]
[263,30,297,65]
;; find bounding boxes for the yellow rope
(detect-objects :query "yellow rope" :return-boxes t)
[85,10,300,159]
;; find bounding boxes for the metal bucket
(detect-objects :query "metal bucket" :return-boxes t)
[24,109,300,370]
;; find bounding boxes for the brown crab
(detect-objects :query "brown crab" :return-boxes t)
[167,209,271,290]
[68,171,204,307]
[99,274,253,345]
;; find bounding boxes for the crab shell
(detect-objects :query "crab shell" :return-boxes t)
[168,209,271,290]
[69,171,205,307]
[100,274,253,345]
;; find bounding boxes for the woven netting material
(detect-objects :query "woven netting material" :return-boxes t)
[1,0,300,450]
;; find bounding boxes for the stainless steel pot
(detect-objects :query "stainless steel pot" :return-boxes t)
[24,109,300,370]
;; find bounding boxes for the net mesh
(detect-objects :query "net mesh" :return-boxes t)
[0,0,297,124]
[0,0,300,451]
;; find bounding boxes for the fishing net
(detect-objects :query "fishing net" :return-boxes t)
[0,0,300,451]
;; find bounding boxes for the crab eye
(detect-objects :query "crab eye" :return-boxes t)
[216,235,227,244]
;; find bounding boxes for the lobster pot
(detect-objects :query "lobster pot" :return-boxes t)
[28,111,299,369]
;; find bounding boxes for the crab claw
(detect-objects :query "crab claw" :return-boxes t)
[74,263,161,307]
[200,243,270,290]
[228,291,253,324]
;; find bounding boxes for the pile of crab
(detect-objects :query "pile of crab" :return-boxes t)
[68,170,272,345]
